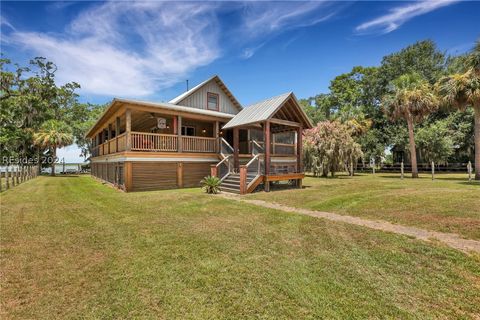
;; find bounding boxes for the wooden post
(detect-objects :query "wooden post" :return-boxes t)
[177,116,182,153]
[233,127,239,171]
[239,165,247,195]
[177,162,183,188]
[431,161,435,180]
[16,167,20,184]
[125,109,132,151]
[401,161,404,180]
[468,161,472,182]
[0,169,2,192]
[107,123,112,154]
[264,121,271,192]
[5,166,10,189]
[12,167,16,187]
[124,162,132,192]
[115,117,121,152]
[297,126,303,173]
[214,121,220,153]
[210,164,217,177]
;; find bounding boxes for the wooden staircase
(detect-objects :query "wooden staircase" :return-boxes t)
[221,172,260,194]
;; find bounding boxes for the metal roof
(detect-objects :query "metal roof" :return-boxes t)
[115,98,234,118]
[169,75,242,111]
[222,92,312,129]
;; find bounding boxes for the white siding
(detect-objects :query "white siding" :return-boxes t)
[177,80,240,115]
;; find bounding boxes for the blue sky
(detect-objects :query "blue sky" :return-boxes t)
[1,1,479,161]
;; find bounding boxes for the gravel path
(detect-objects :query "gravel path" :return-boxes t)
[221,194,480,254]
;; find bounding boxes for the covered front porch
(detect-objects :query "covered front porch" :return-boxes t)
[89,101,233,157]
[211,92,312,194]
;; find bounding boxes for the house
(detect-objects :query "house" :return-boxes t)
[86,75,313,194]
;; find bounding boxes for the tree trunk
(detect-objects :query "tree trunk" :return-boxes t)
[407,117,419,178]
[475,105,480,180]
[51,147,56,176]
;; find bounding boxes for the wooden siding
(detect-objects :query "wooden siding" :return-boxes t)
[177,79,240,115]
[131,162,177,191]
[183,163,212,187]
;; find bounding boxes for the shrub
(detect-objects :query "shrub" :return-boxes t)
[200,176,221,194]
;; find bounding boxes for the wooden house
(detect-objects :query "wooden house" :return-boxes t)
[86,75,312,194]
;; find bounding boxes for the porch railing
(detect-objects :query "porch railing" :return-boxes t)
[131,132,178,151]
[182,136,216,153]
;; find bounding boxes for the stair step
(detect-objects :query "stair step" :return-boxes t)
[221,186,240,194]
[221,182,241,188]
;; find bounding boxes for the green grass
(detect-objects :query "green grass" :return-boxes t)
[1,176,480,319]
[249,173,480,240]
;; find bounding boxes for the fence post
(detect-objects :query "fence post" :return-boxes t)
[0,169,2,192]
[16,167,20,185]
[6,166,10,189]
[401,161,404,179]
[468,161,472,182]
[431,161,435,180]
[12,167,16,187]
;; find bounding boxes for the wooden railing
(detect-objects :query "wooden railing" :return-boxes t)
[109,139,117,154]
[91,132,217,156]
[117,133,126,152]
[131,132,178,151]
[181,136,216,153]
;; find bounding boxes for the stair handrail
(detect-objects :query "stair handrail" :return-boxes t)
[251,139,264,156]
[245,153,263,190]
[220,137,234,157]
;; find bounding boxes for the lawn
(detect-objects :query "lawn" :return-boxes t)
[249,173,480,240]
[1,176,480,319]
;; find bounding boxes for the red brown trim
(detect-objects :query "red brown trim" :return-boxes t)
[207,92,220,111]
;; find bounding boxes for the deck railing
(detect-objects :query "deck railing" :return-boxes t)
[117,133,126,152]
[181,136,216,153]
[90,132,215,154]
[131,132,178,151]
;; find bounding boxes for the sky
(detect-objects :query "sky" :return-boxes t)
[1,0,479,162]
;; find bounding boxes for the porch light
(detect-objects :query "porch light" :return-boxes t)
[202,128,206,134]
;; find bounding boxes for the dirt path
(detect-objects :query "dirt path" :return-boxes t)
[221,195,480,254]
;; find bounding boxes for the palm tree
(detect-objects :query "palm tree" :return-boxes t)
[33,120,73,176]
[437,41,480,180]
[383,73,438,178]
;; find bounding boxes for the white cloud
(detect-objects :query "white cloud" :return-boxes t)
[7,2,220,97]
[356,0,460,34]
[4,1,342,97]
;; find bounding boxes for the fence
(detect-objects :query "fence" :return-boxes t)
[0,165,39,192]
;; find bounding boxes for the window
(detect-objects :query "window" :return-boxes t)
[181,126,196,136]
[207,92,219,111]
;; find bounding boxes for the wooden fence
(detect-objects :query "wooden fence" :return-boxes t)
[0,166,38,192]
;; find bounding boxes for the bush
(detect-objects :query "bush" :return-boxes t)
[200,176,221,194]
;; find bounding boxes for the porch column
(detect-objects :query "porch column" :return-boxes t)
[177,116,182,152]
[173,116,178,135]
[297,126,303,173]
[107,123,112,154]
[297,126,303,188]
[264,121,271,192]
[214,121,220,153]
[233,127,239,170]
[115,116,120,151]
[126,109,132,151]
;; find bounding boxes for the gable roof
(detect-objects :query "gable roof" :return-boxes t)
[169,75,242,111]
[222,92,313,130]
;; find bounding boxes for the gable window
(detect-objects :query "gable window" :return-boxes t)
[207,92,219,111]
